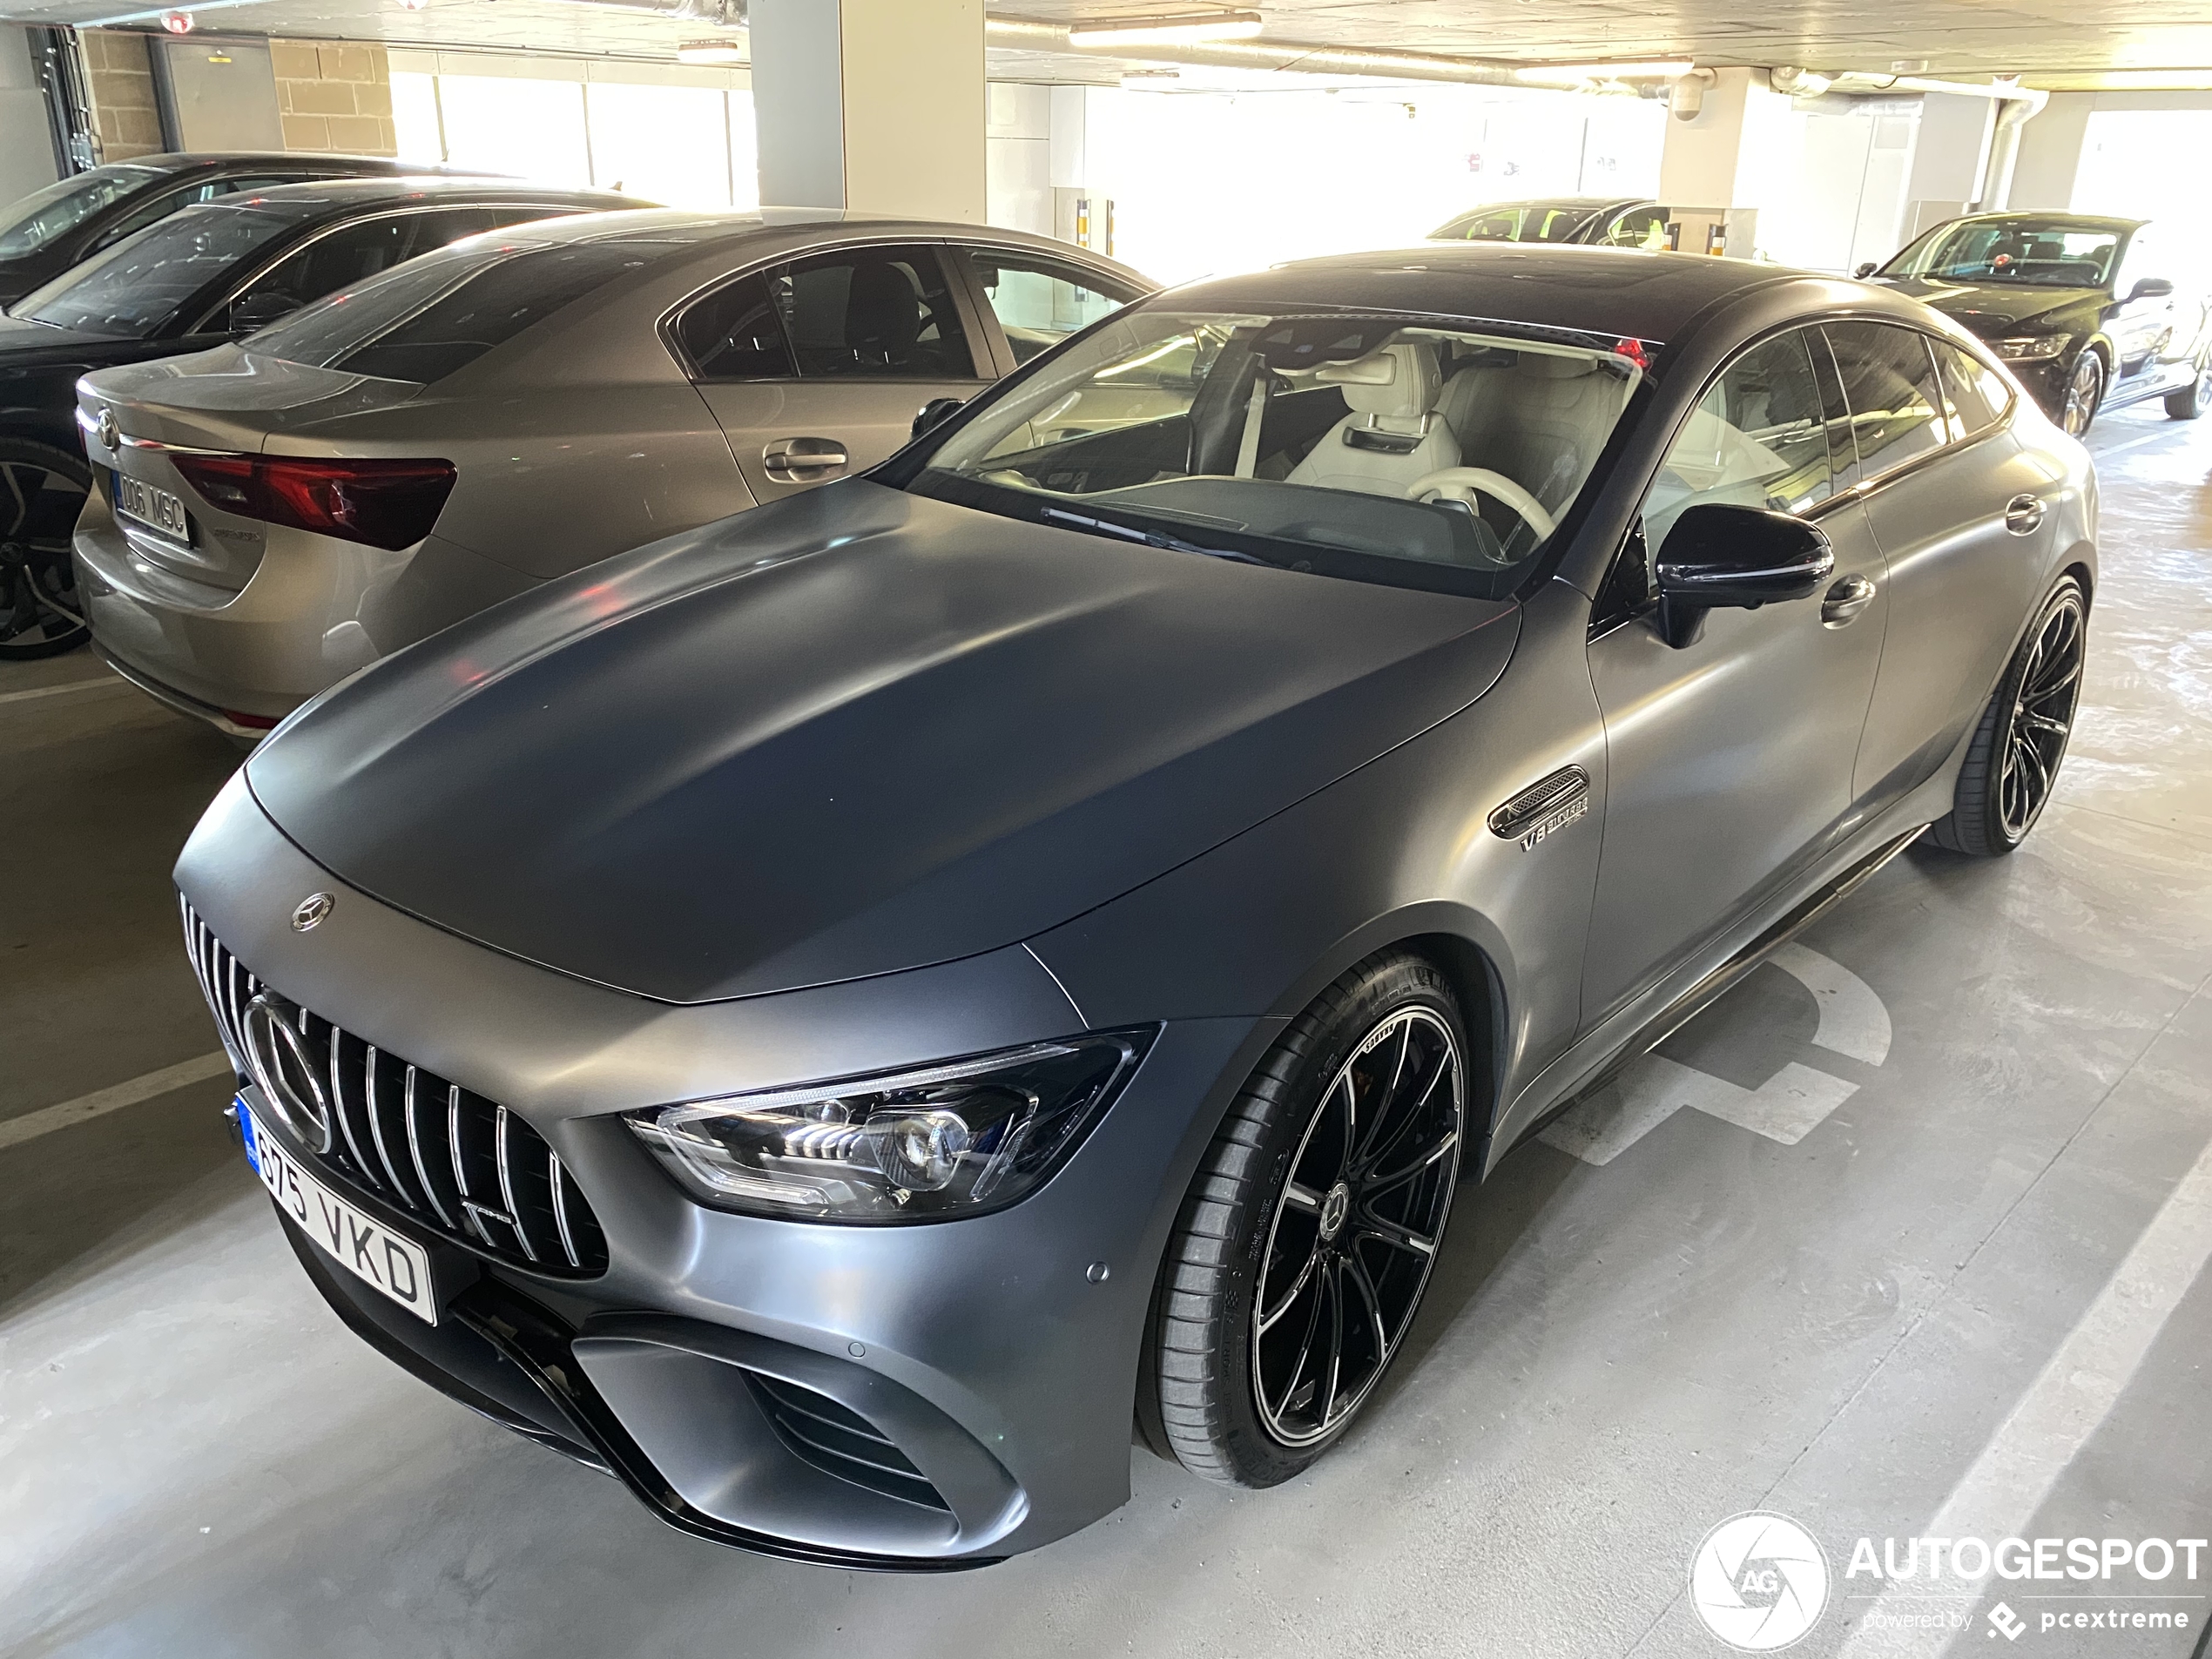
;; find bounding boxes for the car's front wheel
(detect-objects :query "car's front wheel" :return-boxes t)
[1147,950,1468,1487]
[2165,356,2212,420]
[2062,350,2104,437]
[1929,575,2087,856]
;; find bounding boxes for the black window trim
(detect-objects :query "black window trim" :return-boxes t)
[659,236,996,386]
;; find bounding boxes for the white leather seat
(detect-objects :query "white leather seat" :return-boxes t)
[1439,349,1629,515]
[1285,344,1459,495]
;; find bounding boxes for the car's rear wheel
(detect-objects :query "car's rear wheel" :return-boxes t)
[1929,575,2087,857]
[0,438,92,661]
[1147,950,1467,1487]
[2061,351,2104,437]
[2165,357,2212,420]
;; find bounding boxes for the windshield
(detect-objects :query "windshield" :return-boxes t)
[12,201,295,338]
[1429,201,1602,244]
[1880,218,2126,288]
[910,307,1647,596]
[245,238,658,382]
[0,164,164,260]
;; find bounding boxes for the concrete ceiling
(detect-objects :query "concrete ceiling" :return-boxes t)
[8,0,2212,84]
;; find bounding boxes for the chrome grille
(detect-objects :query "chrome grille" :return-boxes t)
[183,898,609,1277]
[747,1374,950,1512]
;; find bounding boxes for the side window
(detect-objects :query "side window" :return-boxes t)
[231,214,426,323]
[86,185,201,253]
[1602,206,1669,250]
[673,270,797,380]
[1637,328,1836,555]
[1824,321,1949,485]
[1931,339,2009,440]
[772,245,977,379]
[1440,209,1521,242]
[962,249,1138,365]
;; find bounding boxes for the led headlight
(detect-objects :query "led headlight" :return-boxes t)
[1992,334,2070,361]
[624,1030,1152,1222]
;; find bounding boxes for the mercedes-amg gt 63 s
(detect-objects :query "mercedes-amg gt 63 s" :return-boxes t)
[175,245,2094,1568]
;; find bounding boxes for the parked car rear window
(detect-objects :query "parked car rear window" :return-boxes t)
[0,163,164,260]
[245,239,658,382]
[10,201,293,337]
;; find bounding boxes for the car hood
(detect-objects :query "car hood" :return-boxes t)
[1875,276,2102,337]
[246,482,1520,1004]
[0,312,147,369]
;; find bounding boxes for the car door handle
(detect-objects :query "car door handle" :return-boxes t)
[762,436,849,482]
[2004,493,2047,536]
[1820,573,1878,627]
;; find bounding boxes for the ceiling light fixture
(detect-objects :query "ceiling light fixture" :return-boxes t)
[676,38,746,64]
[1067,10,1264,48]
[1514,58,1694,83]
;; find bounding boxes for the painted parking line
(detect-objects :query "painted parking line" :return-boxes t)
[0,677,129,709]
[0,1053,233,1152]
[1541,946,1885,1165]
[1835,1122,2212,1657]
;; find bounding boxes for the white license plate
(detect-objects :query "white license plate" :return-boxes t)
[113,470,191,542]
[239,1096,437,1324]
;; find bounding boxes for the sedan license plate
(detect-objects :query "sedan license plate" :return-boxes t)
[112,470,190,542]
[239,1096,437,1324]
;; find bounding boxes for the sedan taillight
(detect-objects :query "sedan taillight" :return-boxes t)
[169,453,456,552]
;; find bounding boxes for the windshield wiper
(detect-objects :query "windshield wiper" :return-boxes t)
[1038,505,1270,566]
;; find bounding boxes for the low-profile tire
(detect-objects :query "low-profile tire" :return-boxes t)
[2061,350,2104,437]
[2165,358,2212,420]
[1149,950,1469,1487]
[1928,575,2087,857]
[0,436,93,660]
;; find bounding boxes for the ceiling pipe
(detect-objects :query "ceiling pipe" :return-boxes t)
[555,0,745,24]
[985,15,1527,87]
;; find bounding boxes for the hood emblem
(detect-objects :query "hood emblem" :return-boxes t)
[291,892,334,932]
[1489,765,1592,851]
[96,408,118,451]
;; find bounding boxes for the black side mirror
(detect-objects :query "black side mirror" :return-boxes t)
[1653,502,1834,648]
[1854,261,1878,279]
[2128,275,2175,301]
[912,395,965,441]
[229,293,302,335]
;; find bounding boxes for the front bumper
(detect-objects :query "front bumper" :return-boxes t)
[182,770,1270,1565]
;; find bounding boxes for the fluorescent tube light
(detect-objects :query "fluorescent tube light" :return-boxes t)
[1068,10,1264,48]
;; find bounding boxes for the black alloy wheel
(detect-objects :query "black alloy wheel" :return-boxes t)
[2062,351,2104,437]
[1931,576,2087,856]
[0,440,93,660]
[1146,951,1467,1487]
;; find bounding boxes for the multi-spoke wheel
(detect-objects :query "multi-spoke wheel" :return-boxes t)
[2061,351,2103,438]
[1145,951,1467,1487]
[0,439,93,660]
[1930,575,2087,857]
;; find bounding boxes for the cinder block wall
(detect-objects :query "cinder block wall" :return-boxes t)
[82,29,163,161]
[273,40,395,155]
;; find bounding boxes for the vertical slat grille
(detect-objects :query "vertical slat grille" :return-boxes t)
[180,900,608,1277]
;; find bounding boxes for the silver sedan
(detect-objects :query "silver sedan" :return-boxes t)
[72,210,1151,737]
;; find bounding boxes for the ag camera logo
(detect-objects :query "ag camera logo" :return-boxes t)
[1690,1511,1831,1651]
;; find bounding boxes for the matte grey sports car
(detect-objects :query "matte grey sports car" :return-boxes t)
[175,245,2095,1568]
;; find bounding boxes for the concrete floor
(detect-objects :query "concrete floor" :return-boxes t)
[4,403,2209,1659]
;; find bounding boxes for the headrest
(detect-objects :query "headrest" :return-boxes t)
[1515,351,1598,381]
[1317,344,1441,421]
[846,259,921,360]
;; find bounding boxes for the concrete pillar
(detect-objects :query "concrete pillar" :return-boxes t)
[0,25,61,206]
[1657,66,1797,259]
[2009,91,2092,210]
[1899,91,1997,237]
[1047,84,1113,255]
[749,0,986,223]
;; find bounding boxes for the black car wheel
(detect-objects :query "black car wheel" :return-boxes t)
[2165,357,2212,420]
[1930,575,2087,857]
[1147,950,1467,1487]
[0,438,92,661]
[2061,351,2104,437]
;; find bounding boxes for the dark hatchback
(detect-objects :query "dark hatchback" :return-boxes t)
[1863,211,2212,435]
[0,152,478,307]
[0,174,641,658]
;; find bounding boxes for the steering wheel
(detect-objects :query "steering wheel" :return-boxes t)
[1406,467,1556,544]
